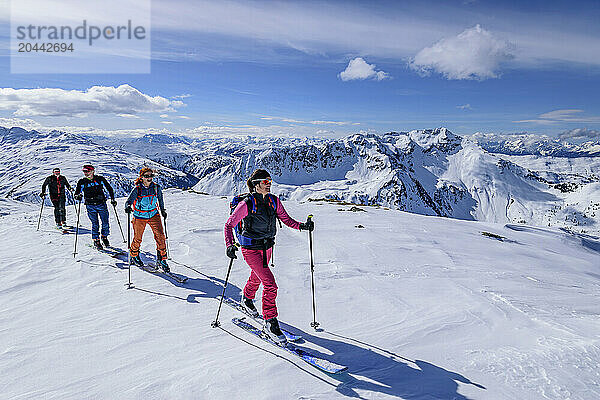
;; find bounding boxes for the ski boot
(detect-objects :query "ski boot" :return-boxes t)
[93,239,103,250]
[157,253,170,273]
[241,295,259,318]
[263,317,287,346]
[158,259,170,273]
[101,235,110,247]
[130,255,144,267]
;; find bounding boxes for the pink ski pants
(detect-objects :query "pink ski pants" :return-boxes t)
[241,247,278,320]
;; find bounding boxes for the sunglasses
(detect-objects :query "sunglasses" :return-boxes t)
[82,169,93,173]
[143,174,154,178]
[253,178,272,184]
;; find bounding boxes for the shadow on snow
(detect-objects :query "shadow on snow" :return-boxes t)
[129,259,486,399]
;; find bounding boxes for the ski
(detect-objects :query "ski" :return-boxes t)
[220,296,301,342]
[232,317,347,374]
[57,226,74,234]
[86,243,127,258]
[139,263,188,284]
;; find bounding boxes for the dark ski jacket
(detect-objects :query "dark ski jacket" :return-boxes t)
[240,193,278,248]
[75,175,115,205]
[42,175,72,200]
[225,193,300,250]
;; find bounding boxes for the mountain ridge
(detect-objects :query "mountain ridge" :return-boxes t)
[2,125,599,235]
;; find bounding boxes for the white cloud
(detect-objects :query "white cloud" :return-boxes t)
[515,109,600,125]
[558,128,600,140]
[151,1,451,61]
[339,58,389,81]
[457,104,472,110]
[310,120,358,126]
[171,94,192,99]
[159,114,169,118]
[0,117,43,130]
[0,119,171,137]
[161,121,174,125]
[409,25,514,80]
[0,85,185,117]
[260,115,357,125]
[117,114,142,119]
[25,0,599,69]
[539,109,583,120]
[151,1,600,68]
[513,119,556,126]
[0,118,354,139]
[177,115,191,119]
[185,124,348,138]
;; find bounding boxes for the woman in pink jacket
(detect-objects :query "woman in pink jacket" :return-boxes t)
[224,169,314,345]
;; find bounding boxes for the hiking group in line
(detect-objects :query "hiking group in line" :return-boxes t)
[40,165,314,345]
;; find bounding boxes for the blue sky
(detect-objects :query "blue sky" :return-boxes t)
[1,0,599,138]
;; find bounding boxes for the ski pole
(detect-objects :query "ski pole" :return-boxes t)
[211,255,236,328]
[163,213,170,259]
[73,197,82,257]
[36,194,46,231]
[126,210,133,289]
[307,215,320,330]
[112,202,126,243]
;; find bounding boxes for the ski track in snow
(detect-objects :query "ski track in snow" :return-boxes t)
[2,189,599,399]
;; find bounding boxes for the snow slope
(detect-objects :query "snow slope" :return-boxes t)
[2,190,599,399]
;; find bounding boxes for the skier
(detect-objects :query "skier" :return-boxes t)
[224,169,314,345]
[124,167,169,272]
[74,164,117,250]
[40,167,72,229]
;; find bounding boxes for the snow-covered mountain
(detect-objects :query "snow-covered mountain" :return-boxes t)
[3,126,599,235]
[92,133,313,178]
[0,127,199,204]
[188,128,600,234]
[192,129,472,218]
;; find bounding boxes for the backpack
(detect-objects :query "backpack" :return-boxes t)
[230,192,278,246]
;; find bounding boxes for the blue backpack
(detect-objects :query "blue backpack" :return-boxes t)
[230,193,277,246]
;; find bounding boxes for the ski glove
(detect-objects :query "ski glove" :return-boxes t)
[161,210,167,219]
[111,199,117,206]
[125,205,132,214]
[40,192,46,197]
[299,220,314,232]
[74,193,83,201]
[226,245,238,259]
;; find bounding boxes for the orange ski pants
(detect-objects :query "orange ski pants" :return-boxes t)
[130,213,167,259]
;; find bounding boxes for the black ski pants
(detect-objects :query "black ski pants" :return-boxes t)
[51,198,66,225]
